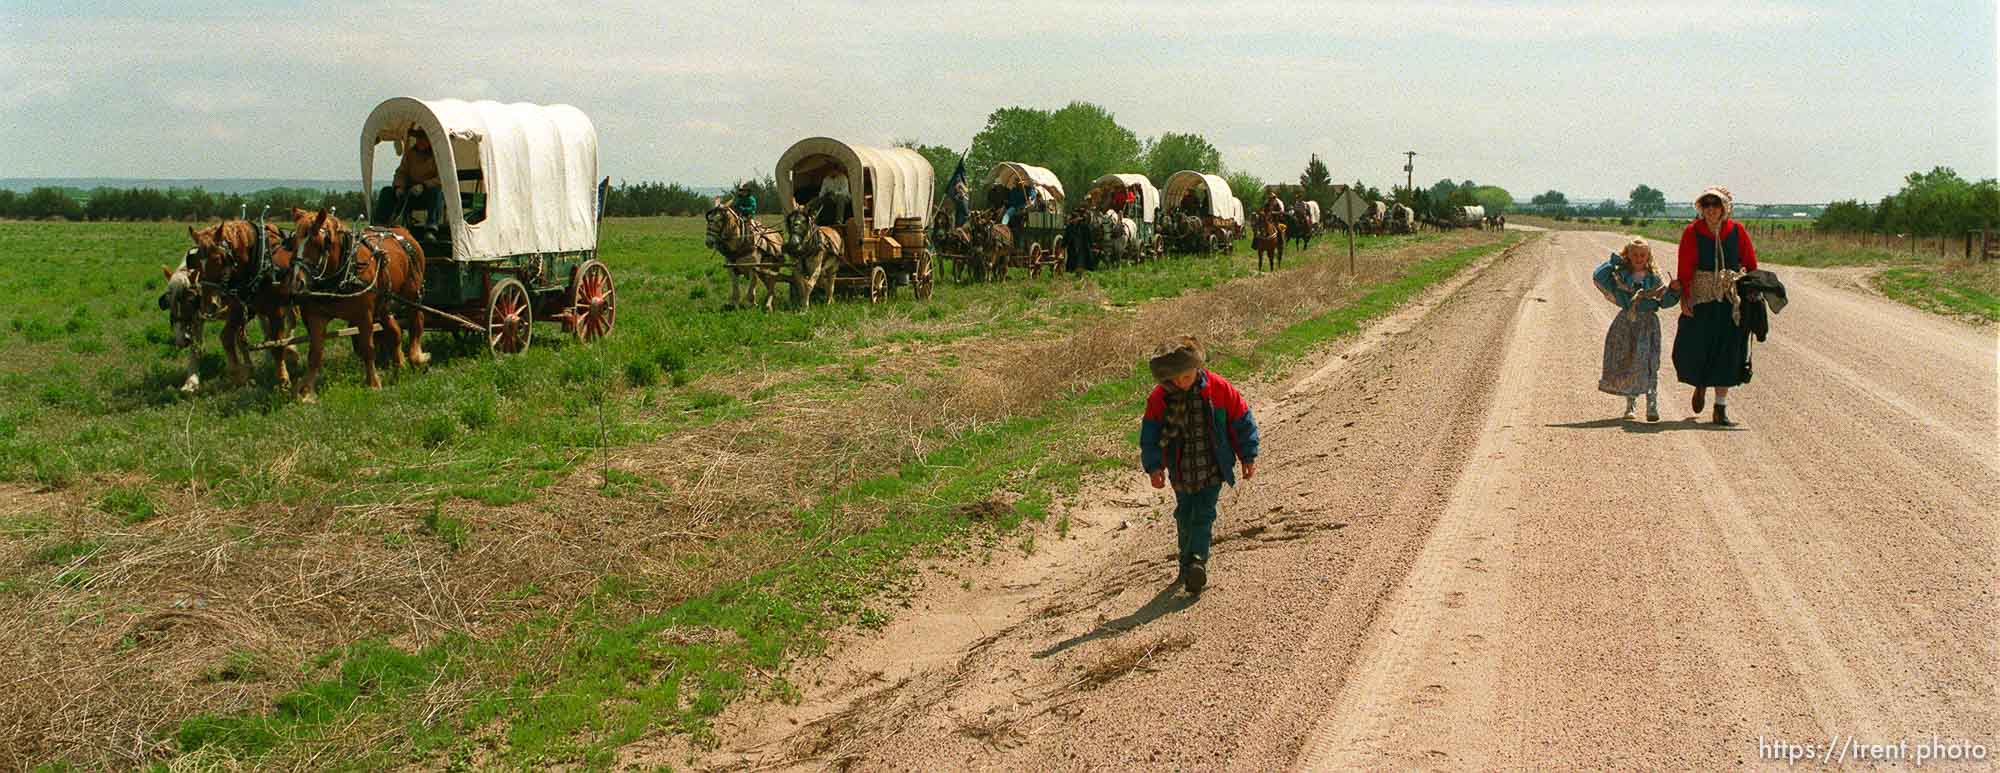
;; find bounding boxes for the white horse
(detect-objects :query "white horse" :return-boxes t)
[1094,210,1139,266]
[156,257,217,393]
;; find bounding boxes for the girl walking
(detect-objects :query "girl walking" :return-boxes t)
[1594,238,1679,421]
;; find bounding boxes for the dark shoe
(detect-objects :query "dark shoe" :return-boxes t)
[1184,558,1208,595]
[1646,408,1660,423]
[1713,405,1734,427]
[1692,387,1707,414]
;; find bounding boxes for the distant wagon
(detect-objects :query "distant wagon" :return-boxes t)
[775,137,935,304]
[1096,173,1168,262]
[1160,171,1242,255]
[942,161,1067,281]
[359,97,612,353]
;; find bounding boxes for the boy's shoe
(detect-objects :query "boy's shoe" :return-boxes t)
[1713,405,1734,426]
[1622,410,1636,420]
[1184,558,1208,595]
[1692,387,1707,414]
[1646,408,1661,423]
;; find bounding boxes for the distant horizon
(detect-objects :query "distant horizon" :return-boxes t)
[0,176,1869,208]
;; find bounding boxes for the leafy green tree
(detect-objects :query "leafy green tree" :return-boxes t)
[1628,184,1665,216]
[1815,199,1873,231]
[21,187,83,220]
[1298,154,1334,210]
[965,106,1055,190]
[1531,190,1569,214]
[1469,185,1512,215]
[1351,180,1383,202]
[1041,102,1142,205]
[1224,170,1265,213]
[1143,132,1223,189]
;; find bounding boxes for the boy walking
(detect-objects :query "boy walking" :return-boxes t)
[1140,337,1261,595]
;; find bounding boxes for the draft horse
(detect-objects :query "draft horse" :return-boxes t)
[286,207,428,401]
[177,219,302,390]
[705,200,786,311]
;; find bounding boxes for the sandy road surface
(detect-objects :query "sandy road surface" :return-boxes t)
[627,230,1996,770]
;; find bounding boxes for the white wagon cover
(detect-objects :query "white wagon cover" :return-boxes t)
[775,137,934,229]
[1092,173,1160,223]
[361,97,599,261]
[1303,201,1321,223]
[987,162,1066,205]
[1163,171,1236,219]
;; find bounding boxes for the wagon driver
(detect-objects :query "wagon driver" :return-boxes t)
[375,126,444,226]
[731,182,758,240]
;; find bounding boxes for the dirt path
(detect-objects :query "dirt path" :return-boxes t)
[624,230,1997,770]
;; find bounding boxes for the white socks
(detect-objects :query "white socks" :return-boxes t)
[1716,393,1730,407]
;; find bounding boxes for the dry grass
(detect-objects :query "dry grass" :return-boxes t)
[0,232,1501,768]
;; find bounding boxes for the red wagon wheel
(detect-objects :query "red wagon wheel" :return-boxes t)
[569,260,615,342]
[1027,243,1046,279]
[486,277,532,355]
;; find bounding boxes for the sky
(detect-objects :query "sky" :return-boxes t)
[2,0,1994,204]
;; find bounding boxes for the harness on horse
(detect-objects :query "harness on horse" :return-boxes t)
[298,225,419,299]
[198,213,289,304]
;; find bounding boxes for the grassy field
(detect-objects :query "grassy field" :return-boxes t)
[1509,214,1999,323]
[0,217,1515,769]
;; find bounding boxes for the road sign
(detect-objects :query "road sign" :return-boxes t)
[1332,189,1368,225]
[1332,189,1367,273]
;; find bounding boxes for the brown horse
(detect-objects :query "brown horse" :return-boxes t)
[287,207,427,400]
[1252,210,1288,271]
[781,206,845,308]
[184,220,301,390]
[705,201,786,311]
[966,209,1012,281]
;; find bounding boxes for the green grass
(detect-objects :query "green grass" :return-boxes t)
[157,230,1517,770]
[1874,265,2000,321]
[0,218,1422,513]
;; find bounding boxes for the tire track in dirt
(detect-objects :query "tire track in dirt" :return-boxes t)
[1294,230,1995,768]
[620,235,1534,771]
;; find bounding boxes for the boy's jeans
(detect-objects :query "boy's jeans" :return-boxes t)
[1173,484,1223,568]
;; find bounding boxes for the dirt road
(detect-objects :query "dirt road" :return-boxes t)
[634,230,1997,770]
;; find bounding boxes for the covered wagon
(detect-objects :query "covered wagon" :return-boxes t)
[359,97,611,353]
[1160,171,1241,255]
[775,137,935,304]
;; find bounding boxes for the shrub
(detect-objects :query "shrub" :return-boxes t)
[97,487,158,524]
[418,415,457,448]
[624,358,659,388]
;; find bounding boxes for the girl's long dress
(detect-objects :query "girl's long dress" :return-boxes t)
[1594,259,1678,396]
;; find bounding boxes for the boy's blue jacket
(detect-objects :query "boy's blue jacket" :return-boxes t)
[1140,370,1260,486]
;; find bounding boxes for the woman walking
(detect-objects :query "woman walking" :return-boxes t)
[1671,186,1757,425]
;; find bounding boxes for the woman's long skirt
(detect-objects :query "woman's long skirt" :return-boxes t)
[1599,311,1663,396]
[1671,300,1750,387]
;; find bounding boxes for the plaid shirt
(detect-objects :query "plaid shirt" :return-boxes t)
[1161,385,1222,492]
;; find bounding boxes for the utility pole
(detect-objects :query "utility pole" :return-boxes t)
[1403,150,1418,195]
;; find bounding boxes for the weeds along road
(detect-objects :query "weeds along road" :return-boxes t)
[644,229,1997,770]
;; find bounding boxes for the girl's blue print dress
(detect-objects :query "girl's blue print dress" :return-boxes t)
[1593,255,1681,397]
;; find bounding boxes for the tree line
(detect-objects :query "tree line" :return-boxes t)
[1815,167,1998,236]
[0,186,366,222]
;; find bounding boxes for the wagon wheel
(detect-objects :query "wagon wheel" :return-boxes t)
[1027,244,1046,279]
[867,266,888,304]
[568,260,615,343]
[1050,236,1066,277]
[913,259,934,301]
[485,277,533,355]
